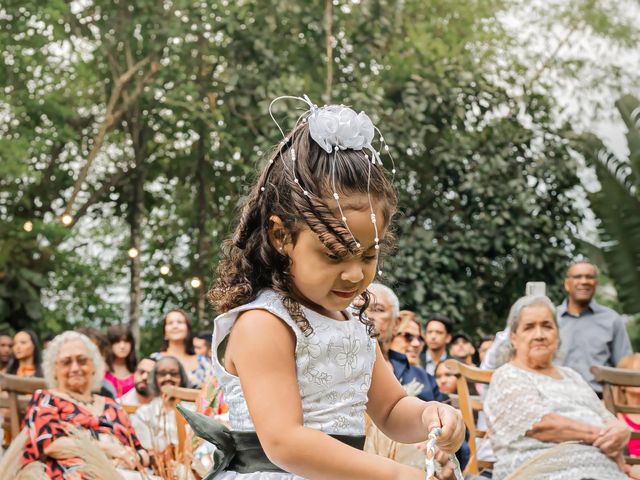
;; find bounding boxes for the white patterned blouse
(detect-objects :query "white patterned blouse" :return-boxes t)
[485,362,628,480]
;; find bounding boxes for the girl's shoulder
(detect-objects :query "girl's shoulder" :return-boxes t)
[214,289,298,338]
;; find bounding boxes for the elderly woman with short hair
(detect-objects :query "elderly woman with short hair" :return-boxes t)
[18,331,150,479]
[485,295,630,479]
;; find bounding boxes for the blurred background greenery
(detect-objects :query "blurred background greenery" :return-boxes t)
[1,0,638,354]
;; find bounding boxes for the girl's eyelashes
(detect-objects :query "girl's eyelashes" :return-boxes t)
[325,252,341,262]
[324,250,377,263]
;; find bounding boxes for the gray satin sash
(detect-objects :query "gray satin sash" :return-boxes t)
[177,404,365,479]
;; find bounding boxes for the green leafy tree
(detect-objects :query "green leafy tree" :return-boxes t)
[579,95,640,315]
[2,0,637,344]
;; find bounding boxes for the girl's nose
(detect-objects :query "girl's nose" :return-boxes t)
[341,262,364,283]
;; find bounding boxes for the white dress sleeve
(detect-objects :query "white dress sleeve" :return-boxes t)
[485,364,549,445]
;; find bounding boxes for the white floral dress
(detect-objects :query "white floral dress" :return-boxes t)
[211,289,377,479]
[485,363,627,480]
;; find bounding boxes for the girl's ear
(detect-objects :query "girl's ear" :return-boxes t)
[268,215,288,252]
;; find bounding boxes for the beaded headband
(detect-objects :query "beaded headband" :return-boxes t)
[266,95,396,270]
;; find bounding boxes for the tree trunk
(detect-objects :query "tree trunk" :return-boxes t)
[195,123,208,327]
[128,116,147,349]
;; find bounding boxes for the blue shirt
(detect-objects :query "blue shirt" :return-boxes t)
[557,299,632,392]
[389,350,445,402]
[388,350,470,470]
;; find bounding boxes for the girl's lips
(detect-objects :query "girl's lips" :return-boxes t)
[332,289,358,298]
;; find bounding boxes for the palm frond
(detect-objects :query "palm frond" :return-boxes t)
[615,95,640,184]
[582,126,640,314]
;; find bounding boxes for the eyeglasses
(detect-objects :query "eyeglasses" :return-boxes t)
[567,274,596,280]
[156,369,181,378]
[396,332,425,344]
[57,355,91,368]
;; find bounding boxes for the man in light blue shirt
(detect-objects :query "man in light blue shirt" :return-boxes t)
[557,261,632,393]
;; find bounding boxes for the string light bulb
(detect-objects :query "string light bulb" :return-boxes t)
[190,277,202,289]
[61,214,73,226]
[159,265,170,275]
[23,221,33,232]
[127,247,139,259]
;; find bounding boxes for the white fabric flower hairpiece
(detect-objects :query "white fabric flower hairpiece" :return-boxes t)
[308,104,379,163]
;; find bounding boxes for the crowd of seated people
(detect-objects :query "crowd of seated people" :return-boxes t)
[0,259,637,479]
[0,308,223,478]
[364,263,638,480]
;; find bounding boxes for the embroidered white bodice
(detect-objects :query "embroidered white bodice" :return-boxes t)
[212,289,377,436]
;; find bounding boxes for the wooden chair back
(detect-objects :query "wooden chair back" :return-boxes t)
[161,385,200,457]
[444,359,494,474]
[0,373,46,441]
[591,365,640,465]
[122,403,139,415]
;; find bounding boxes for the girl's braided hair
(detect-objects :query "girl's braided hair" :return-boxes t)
[209,122,397,336]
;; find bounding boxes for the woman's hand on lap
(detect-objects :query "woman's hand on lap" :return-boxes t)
[592,420,631,458]
[421,402,465,453]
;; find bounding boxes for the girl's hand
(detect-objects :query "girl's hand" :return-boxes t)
[421,402,465,453]
[593,420,630,458]
[434,449,456,480]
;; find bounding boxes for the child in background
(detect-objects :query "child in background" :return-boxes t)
[434,361,458,396]
[184,96,465,479]
[615,353,640,457]
[105,324,137,398]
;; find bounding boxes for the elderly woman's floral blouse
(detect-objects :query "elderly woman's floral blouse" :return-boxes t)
[22,389,145,479]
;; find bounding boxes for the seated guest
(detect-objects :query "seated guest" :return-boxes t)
[615,353,640,458]
[131,356,190,453]
[77,326,118,399]
[18,331,150,478]
[366,283,400,352]
[6,329,43,378]
[434,361,458,395]
[193,331,212,359]
[422,314,453,375]
[120,357,156,407]
[449,332,476,365]
[388,313,444,402]
[105,324,137,398]
[477,335,494,365]
[0,331,12,373]
[485,295,630,479]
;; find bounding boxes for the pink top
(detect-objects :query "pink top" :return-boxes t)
[622,414,640,456]
[104,371,134,398]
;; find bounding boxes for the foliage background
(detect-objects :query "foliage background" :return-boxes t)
[1,0,638,354]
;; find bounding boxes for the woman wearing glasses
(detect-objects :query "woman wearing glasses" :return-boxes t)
[387,311,445,403]
[7,331,150,479]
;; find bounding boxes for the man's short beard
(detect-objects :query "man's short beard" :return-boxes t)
[135,384,150,396]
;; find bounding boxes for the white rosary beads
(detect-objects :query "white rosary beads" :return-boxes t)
[424,428,464,480]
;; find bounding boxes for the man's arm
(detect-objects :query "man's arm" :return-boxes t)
[611,315,632,366]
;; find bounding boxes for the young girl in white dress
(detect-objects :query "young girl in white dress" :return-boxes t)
[182,96,465,480]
